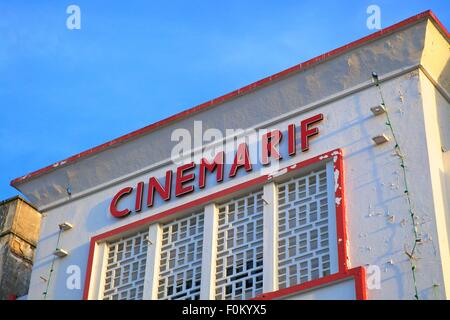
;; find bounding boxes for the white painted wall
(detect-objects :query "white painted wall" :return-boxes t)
[282,279,356,300]
[26,69,449,300]
[23,18,450,300]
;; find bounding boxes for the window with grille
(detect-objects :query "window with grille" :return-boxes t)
[157,212,204,300]
[103,231,148,300]
[277,167,333,289]
[96,160,340,300]
[215,191,264,300]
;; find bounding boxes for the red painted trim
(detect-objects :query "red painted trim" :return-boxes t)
[354,266,367,300]
[10,10,447,187]
[82,240,97,300]
[334,150,348,273]
[428,10,450,38]
[253,267,366,300]
[82,149,347,299]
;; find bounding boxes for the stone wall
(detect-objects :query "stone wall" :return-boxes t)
[0,196,41,299]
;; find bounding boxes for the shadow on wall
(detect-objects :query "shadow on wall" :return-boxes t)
[85,197,116,234]
[437,54,450,95]
[27,241,89,300]
[434,57,450,300]
[415,57,450,300]
[351,89,406,299]
[53,243,89,299]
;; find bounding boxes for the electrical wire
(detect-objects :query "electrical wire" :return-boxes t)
[372,72,420,300]
[43,228,62,300]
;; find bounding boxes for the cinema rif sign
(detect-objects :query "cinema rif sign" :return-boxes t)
[109,113,324,218]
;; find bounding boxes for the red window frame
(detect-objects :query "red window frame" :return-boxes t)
[253,266,366,300]
[83,148,364,300]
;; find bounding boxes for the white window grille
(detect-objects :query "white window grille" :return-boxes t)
[215,191,264,300]
[103,231,148,300]
[157,212,204,300]
[96,163,338,300]
[277,168,332,289]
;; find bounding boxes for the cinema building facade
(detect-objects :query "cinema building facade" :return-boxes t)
[12,11,450,300]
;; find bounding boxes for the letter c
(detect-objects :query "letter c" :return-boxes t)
[110,187,133,218]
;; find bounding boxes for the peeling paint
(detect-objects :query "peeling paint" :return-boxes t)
[52,160,67,168]
[331,150,340,156]
[368,209,383,217]
[387,215,396,223]
[359,246,372,253]
[270,168,288,178]
[334,169,340,193]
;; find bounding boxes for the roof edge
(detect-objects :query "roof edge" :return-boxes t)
[11,10,448,188]
[0,195,40,212]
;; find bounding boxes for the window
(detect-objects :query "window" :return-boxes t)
[102,231,148,300]
[277,168,332,289]
[215,191,264,300]
[157,212,204,300]
[94,157,341,301]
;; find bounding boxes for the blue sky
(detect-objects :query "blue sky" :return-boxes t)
[0,1,449,201]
